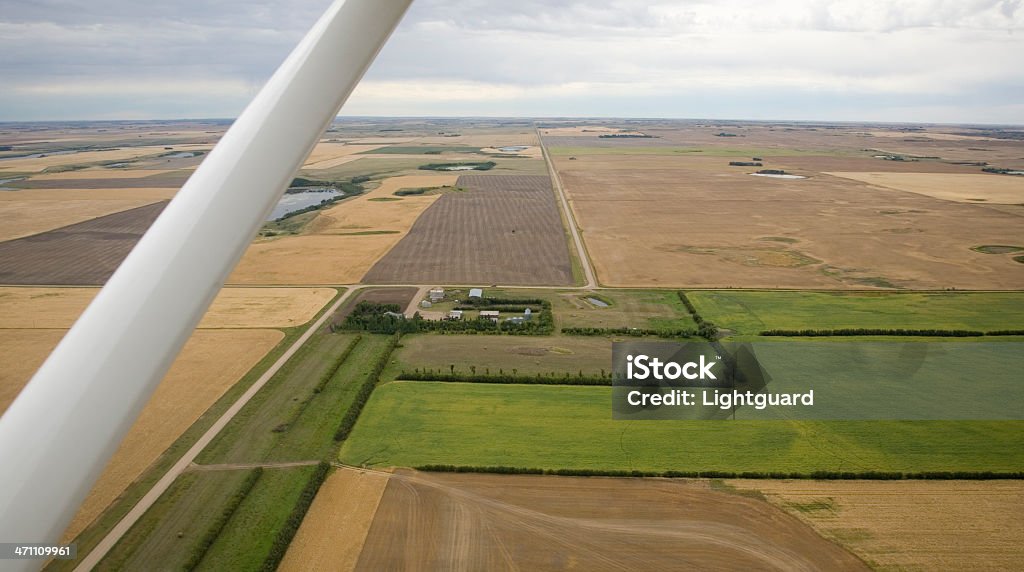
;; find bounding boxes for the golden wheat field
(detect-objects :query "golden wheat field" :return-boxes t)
[732,479,1024,571]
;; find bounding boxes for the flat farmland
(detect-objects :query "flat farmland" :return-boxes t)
[12,171,191,189]
[0,328,285,541]
[0,146,186,172]
[0,197,164,241]
[301,142,386,168]
[0,286,337,328]
[229,175,455,285]
[362,175,574,286]
[689,290,1024,335]
[280,468,390,572]
[826,172,1024,204]
[384,334,612,380]
[340,383,1024,473]
[552,153,1024,289]
[733,480,1024,571]
[354,470,867,571]
[0,201,167,285]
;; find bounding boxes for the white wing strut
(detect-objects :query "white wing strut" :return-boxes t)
[0,0,411,567]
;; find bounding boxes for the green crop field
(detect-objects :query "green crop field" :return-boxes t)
[97,470,254,571]
[689,291,1024,335]
[197,466,314,571]
[340,382,1024,473]
[198,333,393,464]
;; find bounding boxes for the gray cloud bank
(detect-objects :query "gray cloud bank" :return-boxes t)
[0,0,1021,122]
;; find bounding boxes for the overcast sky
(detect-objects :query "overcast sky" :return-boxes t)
[0,0,1021,123]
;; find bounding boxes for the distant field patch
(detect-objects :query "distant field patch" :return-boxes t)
[826,172,1024,204]
[341,383,1024,473]
[279,468,389,572]
[358,145,481,155]
[0,201,167,285]
[0,197,164,242]
[0,286,337,329]
[362,175,573,286]
[688,291,1024,335]
[230,175,456,284]
[735,480,1024,571]
[555,154,1023,289]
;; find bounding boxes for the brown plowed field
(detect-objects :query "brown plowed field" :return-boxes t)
[355,471,868,571]
[0,201,166,285]
[362,175,573,286]
[554,154,1024,289]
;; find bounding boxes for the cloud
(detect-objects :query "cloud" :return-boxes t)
[0,0,1021,122]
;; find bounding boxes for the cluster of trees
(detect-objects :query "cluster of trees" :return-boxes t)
[416,465,1024,480]
[759,328,1024,337]
[982,167,1024,176]
[333,334,401,442]
[418,161,496,171]
[678,292,719,340]
[184,467,263,570]
[260,462,331,572]
[289,176,366,193]
[598,133,654,138]
[397,369,611,386]
[336,300,554,336]
[561,326,697,338]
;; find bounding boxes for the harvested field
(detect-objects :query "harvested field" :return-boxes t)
[0,147,178,172]
[0,286,337,329]
[0,197,164,241]
[305,174,455,235]
[230,175,454,284]
[304,142,385,164]
[280,468,390,572]
[0,329,64,411]
[0,328,284,541]
[0,188,178,201]
[362,175,573,286]
[229,235,400,285]
[826,172,1024,204]
[12,172,190,189]
[733,479,1024,571]
[356,470,867,571]
[553,154,1024,289]
[23,168,176,181]
[0,201,166,285]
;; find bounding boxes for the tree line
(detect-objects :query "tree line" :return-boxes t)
[760,328,1024,337]
[416,464,1024,480]
[560,326,697,338]
[334,300,554,336]
[259,461,331,572]
[678,292,719,340]
[184,467,263,570]
[397,370,611,386]
[333,333,401,442]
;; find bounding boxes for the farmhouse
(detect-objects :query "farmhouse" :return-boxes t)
[448,310,463,320]
[420,300,432,309]
[469,288,483,299]
[429,288,444,302]
[479,310,499,322]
